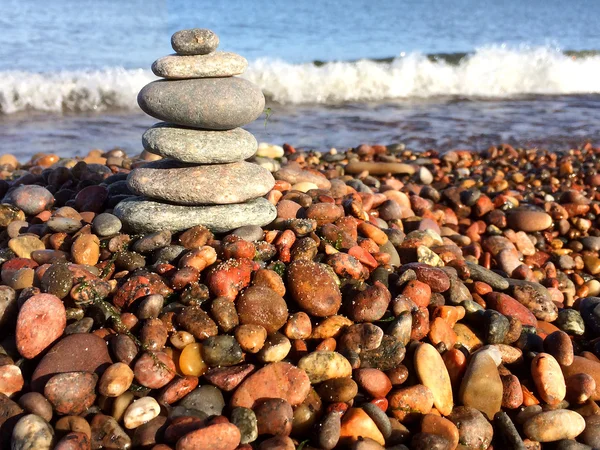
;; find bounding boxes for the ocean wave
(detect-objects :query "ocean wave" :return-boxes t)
[1,46,600,114]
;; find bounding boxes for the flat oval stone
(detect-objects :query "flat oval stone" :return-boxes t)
[114,197,276,234]
[127,161,274,205]
[414,343,453,415]
[12,414,54,450]
[16,293,66,359]
[171,28,219,55]
[143,124,257,164]
[230,362,310,409]
[137,78,265,130]
[152,52,247,79]
[523,409,585,442]
[531,352,566,405]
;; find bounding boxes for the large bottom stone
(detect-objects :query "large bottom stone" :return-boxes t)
[128,160,275,205]
[114,197,276,233]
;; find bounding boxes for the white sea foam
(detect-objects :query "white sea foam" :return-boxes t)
[1,46,600,114]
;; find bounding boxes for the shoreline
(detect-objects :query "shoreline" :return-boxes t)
[0,141,599,448]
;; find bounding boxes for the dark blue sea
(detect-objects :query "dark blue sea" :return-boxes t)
[1,0,599,157]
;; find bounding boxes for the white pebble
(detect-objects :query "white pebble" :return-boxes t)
[123,396,161,429]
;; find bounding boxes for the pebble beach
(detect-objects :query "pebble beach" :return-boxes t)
[1,2,600,449]
[0,139,599,449]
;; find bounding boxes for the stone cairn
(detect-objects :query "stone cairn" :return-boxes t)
[115,28,276,234]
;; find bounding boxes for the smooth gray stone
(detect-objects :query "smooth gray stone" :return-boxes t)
[114,197,276,234]
[127,161,274,205]
[152,52,247,79]
[171,28,219,55]
[138,78,265,130]
[143,124,257,164]
[178,385,225,417]
[230,225,264,242]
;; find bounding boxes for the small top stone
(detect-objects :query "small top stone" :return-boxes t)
[171,28,219,55]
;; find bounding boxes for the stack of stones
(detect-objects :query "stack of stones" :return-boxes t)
[115,28,276,234]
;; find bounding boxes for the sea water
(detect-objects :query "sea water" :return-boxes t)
[1,0,599,157]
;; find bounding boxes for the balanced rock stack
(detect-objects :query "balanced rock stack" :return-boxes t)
[115,28,276,233]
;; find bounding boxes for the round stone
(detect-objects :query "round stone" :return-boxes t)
[114,197,276,234]
[92,213,122,236]
[143,124,257,164]
[127,160,274,205]
[137,78,265,130]
[287,260,342,317]
[237,286,288,334]
[171,28,219,55]
[152,52,247,79]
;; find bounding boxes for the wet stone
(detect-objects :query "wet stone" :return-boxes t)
[16,293,66,359]
[231,362,311,409]
[179,385,225,417]
[359,335,406,371]
[40,264,73,299]
[254,398,293,436]
[201,335,243,366]
[90,413,131,450]
[44,371,97,415]
[447,406,493,450]
[231,407,258,444]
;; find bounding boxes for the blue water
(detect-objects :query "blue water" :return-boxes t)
[2,0,600,70]
[0,0,599,156]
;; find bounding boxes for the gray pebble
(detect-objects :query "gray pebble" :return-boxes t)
[171,28,219,55]
[231,407,258,444]
[92,213,122,236]
[178,385,225,417]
